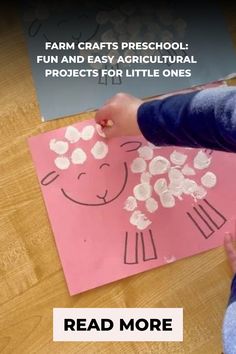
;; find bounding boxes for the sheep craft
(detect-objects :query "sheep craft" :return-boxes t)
[29,119,234,295]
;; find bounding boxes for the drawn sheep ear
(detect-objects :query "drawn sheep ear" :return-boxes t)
[41,171,59,186]
[120,141,142,152]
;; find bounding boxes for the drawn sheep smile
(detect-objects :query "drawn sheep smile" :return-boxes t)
[60,161,128,206]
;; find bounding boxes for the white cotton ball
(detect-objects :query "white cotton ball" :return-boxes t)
[91,141,108,159]
[154,178,168,195]
[136,216,152,230]
[160,191,175,208]
[138,146,154,160]
[133,183,152,201]
[170,150,187,166]
[65,126,80,143]
[124,196,137,211]
[96,11,109,24]
[54,156,70,170]
[96,124,106,138]
[145,198,158,213]
[193,151,211,170]
[181,164,196,176]
[131,157,147,173]
[49,139,69,155]
[71,148,87,165]
[129,210,151,230]
[130,210,142,226]
[182,179,198,195]
[201,172,217,188]
[168,179,184,198]
[140,171,152,184]
[192,185,207,200]
[81,125,95,141]
[168,168,184,182]
[149,156,170,175]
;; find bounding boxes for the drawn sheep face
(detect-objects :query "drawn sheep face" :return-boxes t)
[40,124,142,206]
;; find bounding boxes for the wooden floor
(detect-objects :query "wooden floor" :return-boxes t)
[0,5,236,354]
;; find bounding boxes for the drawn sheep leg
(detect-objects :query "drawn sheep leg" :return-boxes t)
[124,232,138,264]
[186,199,227,239]
[124,230,158,264]
[140,230,158,261]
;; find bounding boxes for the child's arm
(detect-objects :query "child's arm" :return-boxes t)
[223,233,236,353]
[95,87,236,152]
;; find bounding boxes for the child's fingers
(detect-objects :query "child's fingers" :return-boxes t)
[224,232,236,273]
[95,105,111,125]
[102,125,117,139]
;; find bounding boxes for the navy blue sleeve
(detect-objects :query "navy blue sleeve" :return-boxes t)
[137,87,236,152]
[223,274,236,353]
[229,273,236,305]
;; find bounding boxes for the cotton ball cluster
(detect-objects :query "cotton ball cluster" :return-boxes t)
[124,146,218,230]
[49,124,109,170]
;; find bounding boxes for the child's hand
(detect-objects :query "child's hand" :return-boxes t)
[95,93,143,138]
[224,232,236,273]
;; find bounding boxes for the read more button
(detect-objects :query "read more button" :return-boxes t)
[53,308,183,341]
[64,317,173,332]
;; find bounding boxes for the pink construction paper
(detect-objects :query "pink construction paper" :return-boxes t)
[28,82,236,295]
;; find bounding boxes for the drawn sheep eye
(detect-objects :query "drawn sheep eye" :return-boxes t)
[99,163,110,169]
[77,172,86,180]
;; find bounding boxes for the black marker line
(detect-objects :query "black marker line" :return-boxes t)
[124,232,138,265]
[186,212,214,239]
[28,19,42,37]
[41,171,59,186]
[193,206,214,232]
[77,172,86,180]
[99,163,110,169]
[120,141,142,152]
[203,199,227,228]
[198,204,219,229]
[140,230,158,261]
